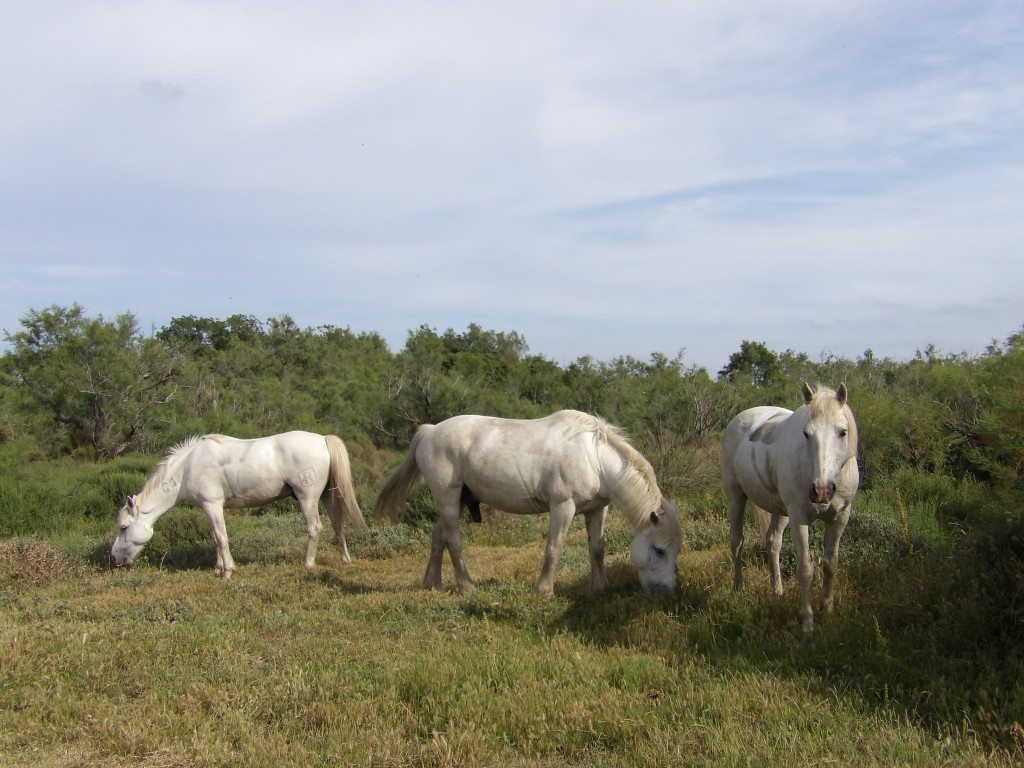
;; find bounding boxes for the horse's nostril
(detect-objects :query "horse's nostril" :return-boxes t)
[809,482,835,504]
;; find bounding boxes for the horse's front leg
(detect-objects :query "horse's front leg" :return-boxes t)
[790,513,815,632]
[202,502,235,579]
[766,513,789,596]
[584,507,608,592]
[535,501,575,596]
[821,507,850,615]
[297,496,323,569]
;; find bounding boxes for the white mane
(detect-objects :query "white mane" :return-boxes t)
[552,411,663,530]
[134,435,208,504]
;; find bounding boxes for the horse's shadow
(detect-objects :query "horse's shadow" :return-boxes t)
[313,568,396,595]
[95,538,383,596]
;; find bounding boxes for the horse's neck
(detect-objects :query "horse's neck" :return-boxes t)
[137,455,187,518]
[600,445,659,529]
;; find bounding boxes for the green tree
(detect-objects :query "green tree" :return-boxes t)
[157,313,263,354]
[4,304,179,458]
[377,325,470,443]
[949,330,1024,491]
[718,340,782,388]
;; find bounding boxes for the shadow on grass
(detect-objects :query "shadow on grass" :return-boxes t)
[313,568,391,595]
[544,516,1024,759]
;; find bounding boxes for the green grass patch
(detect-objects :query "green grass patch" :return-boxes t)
[2,501,1022,766]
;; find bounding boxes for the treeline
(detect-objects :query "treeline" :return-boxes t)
[2,303,1023,527]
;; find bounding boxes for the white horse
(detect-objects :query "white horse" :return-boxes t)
[722,383,859,632]
[373,410,681,595]
[111,431,367,578]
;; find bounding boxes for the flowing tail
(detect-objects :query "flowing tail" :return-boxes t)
[752,504,772,549]
[373,425,430,521]
[324,435,368,535]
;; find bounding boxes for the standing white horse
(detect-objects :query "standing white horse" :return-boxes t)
[111,431,367,577]
[373,410,681,595]
[722,383,859,632]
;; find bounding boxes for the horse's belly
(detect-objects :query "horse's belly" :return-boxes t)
[471,486,551,515]
[222,484,293,509]
[732,448,786,515]
[429,422,603,516]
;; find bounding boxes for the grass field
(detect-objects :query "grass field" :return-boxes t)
[1,501,1020,767]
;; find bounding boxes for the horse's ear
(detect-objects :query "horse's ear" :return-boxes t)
[126,496,135,510]
[650,510,661,526]
[836,382,848,407]
[801,382,815,404]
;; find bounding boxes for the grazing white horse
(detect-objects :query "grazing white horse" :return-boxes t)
[111,431,367,577]
[722,383,859,632]
[373,410,681,595]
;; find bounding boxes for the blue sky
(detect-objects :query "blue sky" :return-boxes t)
[1,1,1021,372]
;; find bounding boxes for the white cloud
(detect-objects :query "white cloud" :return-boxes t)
[0,1,1022,369]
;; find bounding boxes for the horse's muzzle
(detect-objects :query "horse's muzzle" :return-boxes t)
[110,550,133,568]
[809,482,836,504]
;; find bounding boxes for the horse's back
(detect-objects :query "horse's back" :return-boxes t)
[421,411,596,460]
[722,406,794,464]
[722,406,796,514]
[191,431,326,466]
[183,431,330,507]
[415,411,604,514]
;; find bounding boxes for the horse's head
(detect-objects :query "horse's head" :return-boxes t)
[800,382,857,508]
[630,498,681,594]
[110,495,154,567]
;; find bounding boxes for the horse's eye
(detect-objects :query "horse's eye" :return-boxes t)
[119,525,129,532]
[653,546,666,558]
[802,430,810,440]
[839,429,848,438]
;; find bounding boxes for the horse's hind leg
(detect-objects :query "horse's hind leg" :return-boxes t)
[753,504,772,549]
[322,492,351,565]
[726,490,747,591]
[336,530,351,565]
[423,519,445,589]
[584,507,608,592]
[201,502,236,579]
[424,502,475,593]
[443,510,475,593]
[298,496,323,569]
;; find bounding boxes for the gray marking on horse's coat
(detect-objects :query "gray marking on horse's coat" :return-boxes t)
[748,412,789,445]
